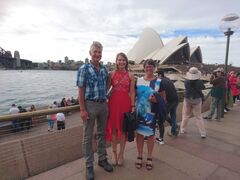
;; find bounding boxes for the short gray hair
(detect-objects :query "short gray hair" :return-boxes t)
[90,41,103,50]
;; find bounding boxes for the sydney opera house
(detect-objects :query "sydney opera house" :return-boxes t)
[127,27,203,73]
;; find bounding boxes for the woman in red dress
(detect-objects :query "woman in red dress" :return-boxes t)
[106,52,135,166]
[229,71,239,104]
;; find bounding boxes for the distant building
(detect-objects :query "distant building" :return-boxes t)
[37,62,48,69]
[85,58,89,64]
[6,51,12,58]
[64,56,69,64]
[69,59,75,63]
[14,51,21,68]
[14,51,20,59]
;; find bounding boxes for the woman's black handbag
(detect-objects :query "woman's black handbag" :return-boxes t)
[123,112,137,142]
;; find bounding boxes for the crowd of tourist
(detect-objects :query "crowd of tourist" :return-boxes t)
[8,104,36,132]
[46,101,67,132]
[203,68,240,120]
[76,41,240,180]
[8,96,79,132]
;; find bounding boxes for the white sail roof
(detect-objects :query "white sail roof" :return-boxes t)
[127,28,202,65]
[190,46,202,63]
[144,38,190,64]
[127,27,164,63]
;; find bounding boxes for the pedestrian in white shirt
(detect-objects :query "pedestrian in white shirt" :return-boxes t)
[9,104,20,132]
[56,112,65,130]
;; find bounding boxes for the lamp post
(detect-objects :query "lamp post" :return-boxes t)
[223,28,233,73]
[219,13,240,74]
[219,13,240,118]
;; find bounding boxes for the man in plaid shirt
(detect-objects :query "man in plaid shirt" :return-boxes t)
[76,41,113,180]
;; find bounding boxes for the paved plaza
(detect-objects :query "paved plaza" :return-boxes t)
[27,104,240,180]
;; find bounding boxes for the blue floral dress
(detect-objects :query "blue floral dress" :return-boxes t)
[135,77,161,136]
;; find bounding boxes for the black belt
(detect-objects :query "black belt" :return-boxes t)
[86,99,106,103]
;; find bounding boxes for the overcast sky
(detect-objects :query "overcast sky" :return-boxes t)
[0,0,240,66]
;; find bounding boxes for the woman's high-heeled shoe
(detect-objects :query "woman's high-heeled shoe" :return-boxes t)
[135,156,143,169]
[112,150,118,166]
[146,158,153,170]
[117,154,124,166]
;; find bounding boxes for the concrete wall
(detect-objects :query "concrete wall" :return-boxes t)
[0,126,83,179]
[23,126,83,176]
[0,140,28,180]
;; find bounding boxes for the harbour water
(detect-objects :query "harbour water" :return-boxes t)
[0,70,78,115]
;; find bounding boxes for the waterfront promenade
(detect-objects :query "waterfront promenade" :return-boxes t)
[26,104,240,180]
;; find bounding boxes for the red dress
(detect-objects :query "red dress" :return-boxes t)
[229,75,239,96]
[106,71,131,142]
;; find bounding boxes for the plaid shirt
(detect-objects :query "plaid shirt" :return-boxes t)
[76,62,108,100]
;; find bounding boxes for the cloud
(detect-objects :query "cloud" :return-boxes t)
[0,0,240,66]
[187,36,240,66]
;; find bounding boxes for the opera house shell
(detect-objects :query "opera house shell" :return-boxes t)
[127,27,203,68]
[127,27,206,92]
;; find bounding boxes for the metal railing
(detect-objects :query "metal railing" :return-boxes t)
[0,105,80,122]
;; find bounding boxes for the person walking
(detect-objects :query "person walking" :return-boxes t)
[158,70,179,137]
[106,52,135,166]
[180,67,206,138]
[204,67,226,121]
[29,104,36,128]
[135,59,165,170]
[76,41,113,180]
[46,105,55,131]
